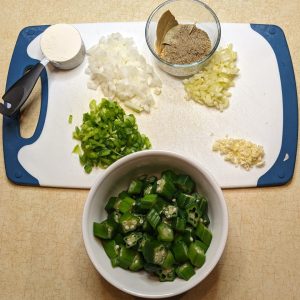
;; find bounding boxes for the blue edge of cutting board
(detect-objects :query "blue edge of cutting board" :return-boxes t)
[2,24,298,187]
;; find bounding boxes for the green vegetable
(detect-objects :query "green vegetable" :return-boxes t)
[182,227,194,245]
[156,176,176,200]
[128,179,144,195]
[72,144,81,155]
[129,252,144,271]
[119,213,139,233]
[175,174,195,194]
[172,217,186,232]
[157,223,174,242]
[93,220,117,239]
[172,240,189,263]
[146,208,161,229]
[118,246,137,269]
[138,233,152,252]
[68,114,73,124]
[140,194,159,210]
[186,203,201,227]
[157,267,176,282]
[118,196,135,213]
[102,239,119,259]
[177,192,195,209]
[124,232,143,248]
[163,205,178,219]
[176,262,195,280]
[195,222,213,246]
[161,250,175,269]
[73,99,151,173]
[105,196,118,213]
[188,241,206,267]
[93,171,213,282]
[143,240,168,265]
[107,211,121,224]
[200,213,210,227]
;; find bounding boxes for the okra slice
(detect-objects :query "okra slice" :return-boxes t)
[128,179,144,195]
[176,262,195,281]
[195,222,213,246]
[129,252,144,272]
[134,214,145,227]
[162,205,178,219]
[146,208,161,229]
[196,195,208,215]
[182,227,194,245]
[156,176,177,200]
[144,263,161,274]
[111,257,119,268]
[118,196,135,213]
[188,241,206,267]
[157,222,174,242]
[143,177,158,195]
[119,213,139,233]
[172,217,186,232]
[143,184,154,195]
[140,194,159,210]
[114,233,125,246]
[137,233,152,252]
[142,219,154,234]
[153,197,168,214]
[93,220,117,239]
[178,208,188,220]
[107,211,121,224]
[124,232,143,248]
[118,191,130,199]
[102,239,120,259]
[132,201,148,214]
[105,196,119,213]
[177,192,196,209]
[200,213,210,227]
[185,203,201,227]
[143,240,168,265]
[161,250,175,269]
[118,246,137,269]
[194,239,209,253]
[156,267,176,282]
[171,240,189,263]
[175,174,195,194]
[161,170,178,181]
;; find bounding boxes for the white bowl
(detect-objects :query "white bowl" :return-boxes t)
[82,150,228,298]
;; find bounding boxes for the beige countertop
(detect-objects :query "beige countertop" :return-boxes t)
[0,1,299,299]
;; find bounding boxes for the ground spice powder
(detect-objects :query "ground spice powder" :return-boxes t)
[160,24,211,64]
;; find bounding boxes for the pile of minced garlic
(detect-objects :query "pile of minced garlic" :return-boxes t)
[212,138,265,170]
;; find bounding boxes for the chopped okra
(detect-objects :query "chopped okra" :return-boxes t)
[93,170,213,282]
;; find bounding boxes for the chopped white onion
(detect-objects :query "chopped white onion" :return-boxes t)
[86,33,162,113]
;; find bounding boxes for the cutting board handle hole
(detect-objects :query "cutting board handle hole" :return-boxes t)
[19,73,41,139]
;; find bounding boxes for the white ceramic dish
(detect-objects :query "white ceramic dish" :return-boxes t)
[82,150,228,298]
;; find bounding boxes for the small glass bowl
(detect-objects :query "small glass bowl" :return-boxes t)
[145,0,221,77]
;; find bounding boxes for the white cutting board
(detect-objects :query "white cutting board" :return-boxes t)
[11,23,289,188]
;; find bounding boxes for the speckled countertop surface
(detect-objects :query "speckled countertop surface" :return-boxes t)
[0,1,299,299]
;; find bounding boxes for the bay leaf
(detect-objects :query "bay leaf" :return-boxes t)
[156,10,178,54]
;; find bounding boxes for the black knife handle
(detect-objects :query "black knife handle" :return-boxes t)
[0,62,46,117]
